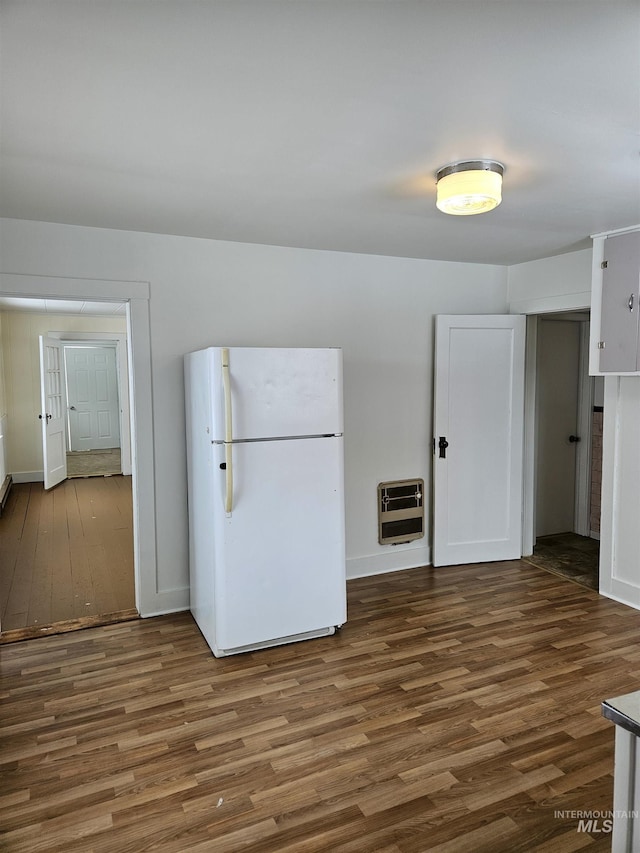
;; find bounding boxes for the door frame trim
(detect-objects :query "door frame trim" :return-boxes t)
[519,295,592,557]
[574,320,593,537]
[0,272,156,619]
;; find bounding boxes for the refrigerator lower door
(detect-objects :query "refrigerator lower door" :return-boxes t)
[212,435,346,655]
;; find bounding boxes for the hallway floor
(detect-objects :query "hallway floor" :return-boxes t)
[523,532,599,591]
[66,448,122,477]
[0,476,136,640]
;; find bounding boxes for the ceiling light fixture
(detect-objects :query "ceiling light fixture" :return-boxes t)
[435,160,504,216]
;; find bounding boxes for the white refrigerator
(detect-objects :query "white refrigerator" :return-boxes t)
[184,346,346,657]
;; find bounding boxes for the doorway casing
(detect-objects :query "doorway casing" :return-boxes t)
[0,272,157,620]
[520,300,593,557]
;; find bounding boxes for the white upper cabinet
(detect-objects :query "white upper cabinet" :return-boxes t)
[590,229,640,375]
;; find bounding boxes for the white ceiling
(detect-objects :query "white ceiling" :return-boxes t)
[1,0,639,266]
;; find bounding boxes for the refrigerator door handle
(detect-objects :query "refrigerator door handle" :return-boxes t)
[221,348,234,513]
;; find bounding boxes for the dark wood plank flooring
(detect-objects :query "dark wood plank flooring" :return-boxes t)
[0,477,135,634]
[1,559,635,851]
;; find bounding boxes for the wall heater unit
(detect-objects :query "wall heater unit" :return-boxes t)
[377,479,424,545]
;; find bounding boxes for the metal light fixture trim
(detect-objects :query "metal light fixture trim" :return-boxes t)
[435,159,504,216]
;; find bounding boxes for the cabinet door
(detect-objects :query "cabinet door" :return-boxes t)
[599,231,640,372]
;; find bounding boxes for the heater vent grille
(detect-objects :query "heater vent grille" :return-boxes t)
[378,479,424,545]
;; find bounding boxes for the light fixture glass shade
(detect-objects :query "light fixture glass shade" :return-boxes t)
[436,160,504,216]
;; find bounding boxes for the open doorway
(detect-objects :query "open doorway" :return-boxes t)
[59,335,133,482]
[525,312,601,590]
[0,300,138,639]
[0,271,158,628]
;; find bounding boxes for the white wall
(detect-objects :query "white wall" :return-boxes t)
[1,311,127,478]
[0,218,508,614]
[507,248,592,315]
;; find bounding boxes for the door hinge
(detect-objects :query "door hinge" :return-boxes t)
[597,341,606,349]
[601,260,608,269]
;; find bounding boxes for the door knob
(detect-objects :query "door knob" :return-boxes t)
[569,435,581,443]
[69,406,76,410]
[438,436,449,458]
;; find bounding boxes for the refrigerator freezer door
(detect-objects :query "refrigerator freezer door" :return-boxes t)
[209,347,343,441]
[212,435,346,652]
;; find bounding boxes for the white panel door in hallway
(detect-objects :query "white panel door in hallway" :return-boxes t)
[65,346,121,451]
[432,315,526,567]
[39,335,67,490]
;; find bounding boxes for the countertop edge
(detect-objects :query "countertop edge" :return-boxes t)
[602,700,640,739]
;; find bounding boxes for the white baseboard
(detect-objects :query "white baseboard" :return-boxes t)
[0,474,12,512]
[12,471,44,483]
[346,544,431,580]
[590,530,601,541]
[599,588,640,612]
[140,603,190,619]
[139,588,190,618]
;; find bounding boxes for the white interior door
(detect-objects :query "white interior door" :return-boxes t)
[433,315,526,567]
[39,335,67,490]
[65,345,121,451]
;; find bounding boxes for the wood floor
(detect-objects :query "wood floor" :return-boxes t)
[66,449,122,478]
[1,559,636,852]
[0,477,136,636]
[524,533,600,592]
